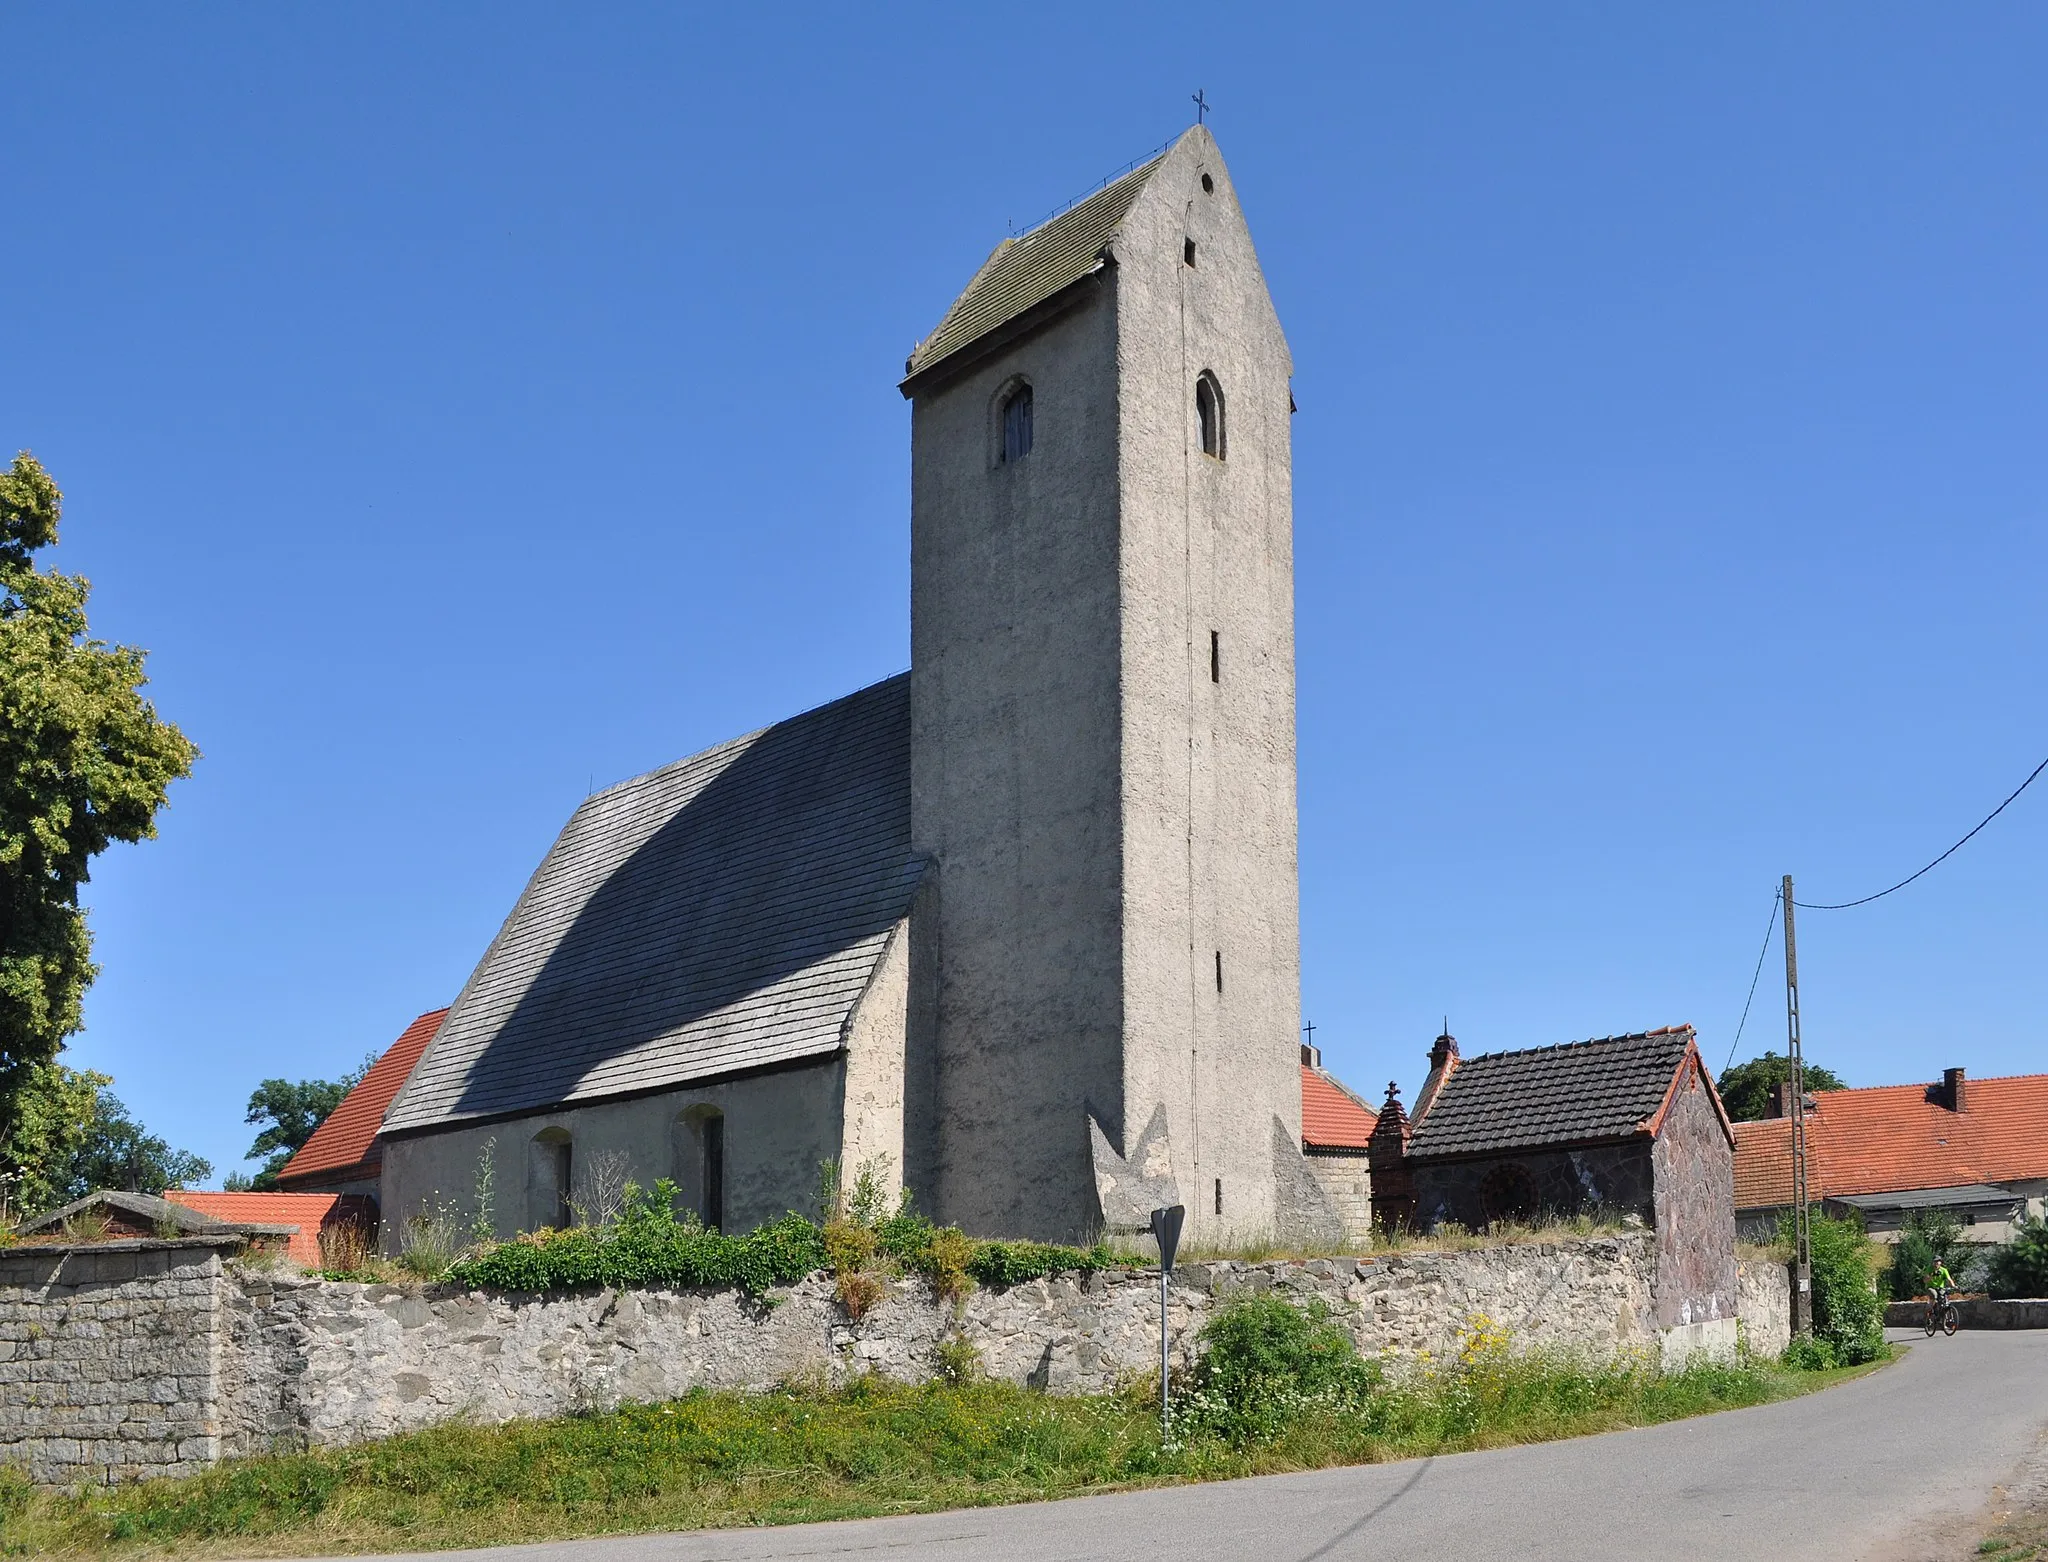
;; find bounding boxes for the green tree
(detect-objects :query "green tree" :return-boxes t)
[0,453,196,1163]
[1718,1050,1848,1122]
[241,1055,375,1188]
[1782,1207,1885,1364]
[0,1061,106,1217]
[0,1065,209,1214]
[1985,1218,2048,1300]
[1884,1208,1979,1300]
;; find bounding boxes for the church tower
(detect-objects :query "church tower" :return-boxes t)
[900,128,1312,1245]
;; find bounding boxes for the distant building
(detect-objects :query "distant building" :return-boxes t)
[1299,1043,1376,1246]
[1733,1068,2048,1245]
[163,1191,372,1268]
[1371,1026,1738,1342]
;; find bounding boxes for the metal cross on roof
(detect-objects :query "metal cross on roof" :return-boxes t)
[1192,89,1210,125]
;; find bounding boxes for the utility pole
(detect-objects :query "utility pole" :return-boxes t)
[1783,874,1812,1336]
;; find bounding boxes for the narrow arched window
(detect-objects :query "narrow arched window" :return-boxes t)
[530,1129,572,1230]
[700,1112,725,1230]
[676,1107,726,1230]
[1001,383,1033,463]
[1196,373,1225,460]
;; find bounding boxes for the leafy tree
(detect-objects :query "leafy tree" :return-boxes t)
[241,1054,375,1188]
[0,1061,106,1216]
[0,453,196,1164]
[0,1064,209,1213]
[1718,1050,1847,1122]
[1884,1208,1980,1300]
[1985,1218,2048,1300]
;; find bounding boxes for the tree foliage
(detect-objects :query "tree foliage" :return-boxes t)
[1986,1217,2048,1300]
[0,453,196,1157]
[242,1055,375,1188]
[1884,1207,1979,1300]
[1781,1207,1884,1365]
[0,1063,209,1216]
[1717,1050,1847,1122]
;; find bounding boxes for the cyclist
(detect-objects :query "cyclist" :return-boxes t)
[1929,1258,1956,1304]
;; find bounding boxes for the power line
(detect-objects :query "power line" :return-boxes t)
[1794,751,2048,911]
[1723,886,1782,1073]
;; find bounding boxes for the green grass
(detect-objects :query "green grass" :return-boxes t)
[0,1350,1885,1558]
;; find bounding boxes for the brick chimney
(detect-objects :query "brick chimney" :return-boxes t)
[1367,1081,1415,1234]
[1771,1081,1794,1119]
[1412,1031,1460,1125]
[1943,1067,1968,1112]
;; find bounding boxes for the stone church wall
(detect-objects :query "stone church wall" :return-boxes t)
[1302,1150,1373,1247]
[3,1232,1791,1485]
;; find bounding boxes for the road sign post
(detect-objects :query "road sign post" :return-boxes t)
[1149,1204,1185,1439]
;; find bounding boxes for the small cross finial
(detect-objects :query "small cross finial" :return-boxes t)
[1302,1019,1316,1044]
[1192,89,1209,125]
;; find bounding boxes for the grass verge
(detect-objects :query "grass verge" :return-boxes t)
[0,1351,1886,1558]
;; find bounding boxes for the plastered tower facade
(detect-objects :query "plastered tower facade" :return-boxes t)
[902,128,1308,1245]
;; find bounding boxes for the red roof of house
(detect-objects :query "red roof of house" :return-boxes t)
[1732,1071,2048,1209]
[1302,1064,1378,1152]
[163,1191,370,1267]
[277,1008,447,1187]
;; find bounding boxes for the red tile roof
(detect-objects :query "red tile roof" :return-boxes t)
[1732,1071,2048,1209]
[1302,1064,1377,1152]
[163,1191,371,1267]
[277,1009,447,1187]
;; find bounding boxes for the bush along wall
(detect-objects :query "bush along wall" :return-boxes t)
[1779,1209,1885,1368]
[442,1182,1116,1298]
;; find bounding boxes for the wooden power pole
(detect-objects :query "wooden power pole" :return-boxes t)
[1783,874,1813,1336]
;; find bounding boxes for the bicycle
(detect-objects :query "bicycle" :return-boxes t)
[1922,1288,1960,1337]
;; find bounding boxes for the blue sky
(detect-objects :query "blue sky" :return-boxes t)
[4,5,2043,1183]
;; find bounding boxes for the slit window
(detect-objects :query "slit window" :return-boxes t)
[702,1114,725,1230]
[1214,950,1224,993]
[1183,237,1197,267]
[1210,630,1220,683]
[1001,383,1033,463]
[1214,1177,1224,1216]
[1196,373,1225,460]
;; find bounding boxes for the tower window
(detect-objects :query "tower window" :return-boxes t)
[531,1129,573,1230]
[1210,630,1220,683]
[1214,1177,1224,1215]
[1196,373,1225,460]
[1183,238,1197,267]
[1215,950,1224,992]
[1001,383,1033,463]
[1201,173,1215,194]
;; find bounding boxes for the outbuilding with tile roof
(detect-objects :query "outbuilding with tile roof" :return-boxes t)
[1376,1026,1739,1337]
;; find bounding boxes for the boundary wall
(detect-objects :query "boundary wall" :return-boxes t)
[4,1233,1791,1486]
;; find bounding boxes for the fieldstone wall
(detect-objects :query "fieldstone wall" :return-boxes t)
[0,1238,241,1487]
[1882,1297,2048,1330]
[4,1233,1795,1485]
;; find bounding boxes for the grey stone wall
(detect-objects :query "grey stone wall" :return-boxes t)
[1883,1297,2048,1330]
[1303,1151,1374,1248]
[3,1235,1793,1484]
[0,1239,239,1486]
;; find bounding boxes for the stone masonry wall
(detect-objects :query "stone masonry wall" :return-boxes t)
[0,1239,240,1487]
[4,1234,1794,1484]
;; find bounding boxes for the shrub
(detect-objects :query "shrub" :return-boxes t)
[1781,1335,1836,1372]
[397,1205,465,1278]
[1883,1208,1977,1300]
[932,1334,980,1383]
[966,1238,1116,1287]
[1782,1209,1884,1365]
[1986,1217,2048,1300]
[1188,1295,1379,1444]
[448,1184,827,1296]
[834,1269,885,1321]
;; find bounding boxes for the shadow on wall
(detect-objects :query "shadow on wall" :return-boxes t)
[452,676,918,1116]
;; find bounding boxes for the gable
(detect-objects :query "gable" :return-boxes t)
[382,675,919,1134]
[278,1007,446,1184]
[1302,1064,1376,1152]
[1406,1027,1698,1161]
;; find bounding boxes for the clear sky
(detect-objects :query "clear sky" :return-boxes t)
[4,5,2044,1184]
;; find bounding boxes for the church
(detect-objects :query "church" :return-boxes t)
[375,126,1361,1248]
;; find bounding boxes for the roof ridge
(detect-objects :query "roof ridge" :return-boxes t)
[1459,1025,1693,1065]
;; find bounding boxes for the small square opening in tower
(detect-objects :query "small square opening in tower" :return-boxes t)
[1183,238,1197,267]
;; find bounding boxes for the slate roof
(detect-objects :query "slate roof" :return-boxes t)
[278,1008,446,1186]
[382,675,920,1134]
[1302,1065,1377,1152]
[903,152,1167,384]
[1405,1027,1700,1161]
[1732,1072,2048,1209]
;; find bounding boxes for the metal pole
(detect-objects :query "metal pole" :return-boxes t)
[1784,874,1813,1337]
[1160,1263,1171,1438]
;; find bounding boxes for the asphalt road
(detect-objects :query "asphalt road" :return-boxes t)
[345,1329,2048,1562]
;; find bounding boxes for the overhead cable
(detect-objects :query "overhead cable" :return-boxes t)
[1723,886,1782,1074]
[1793,751,2048,910]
